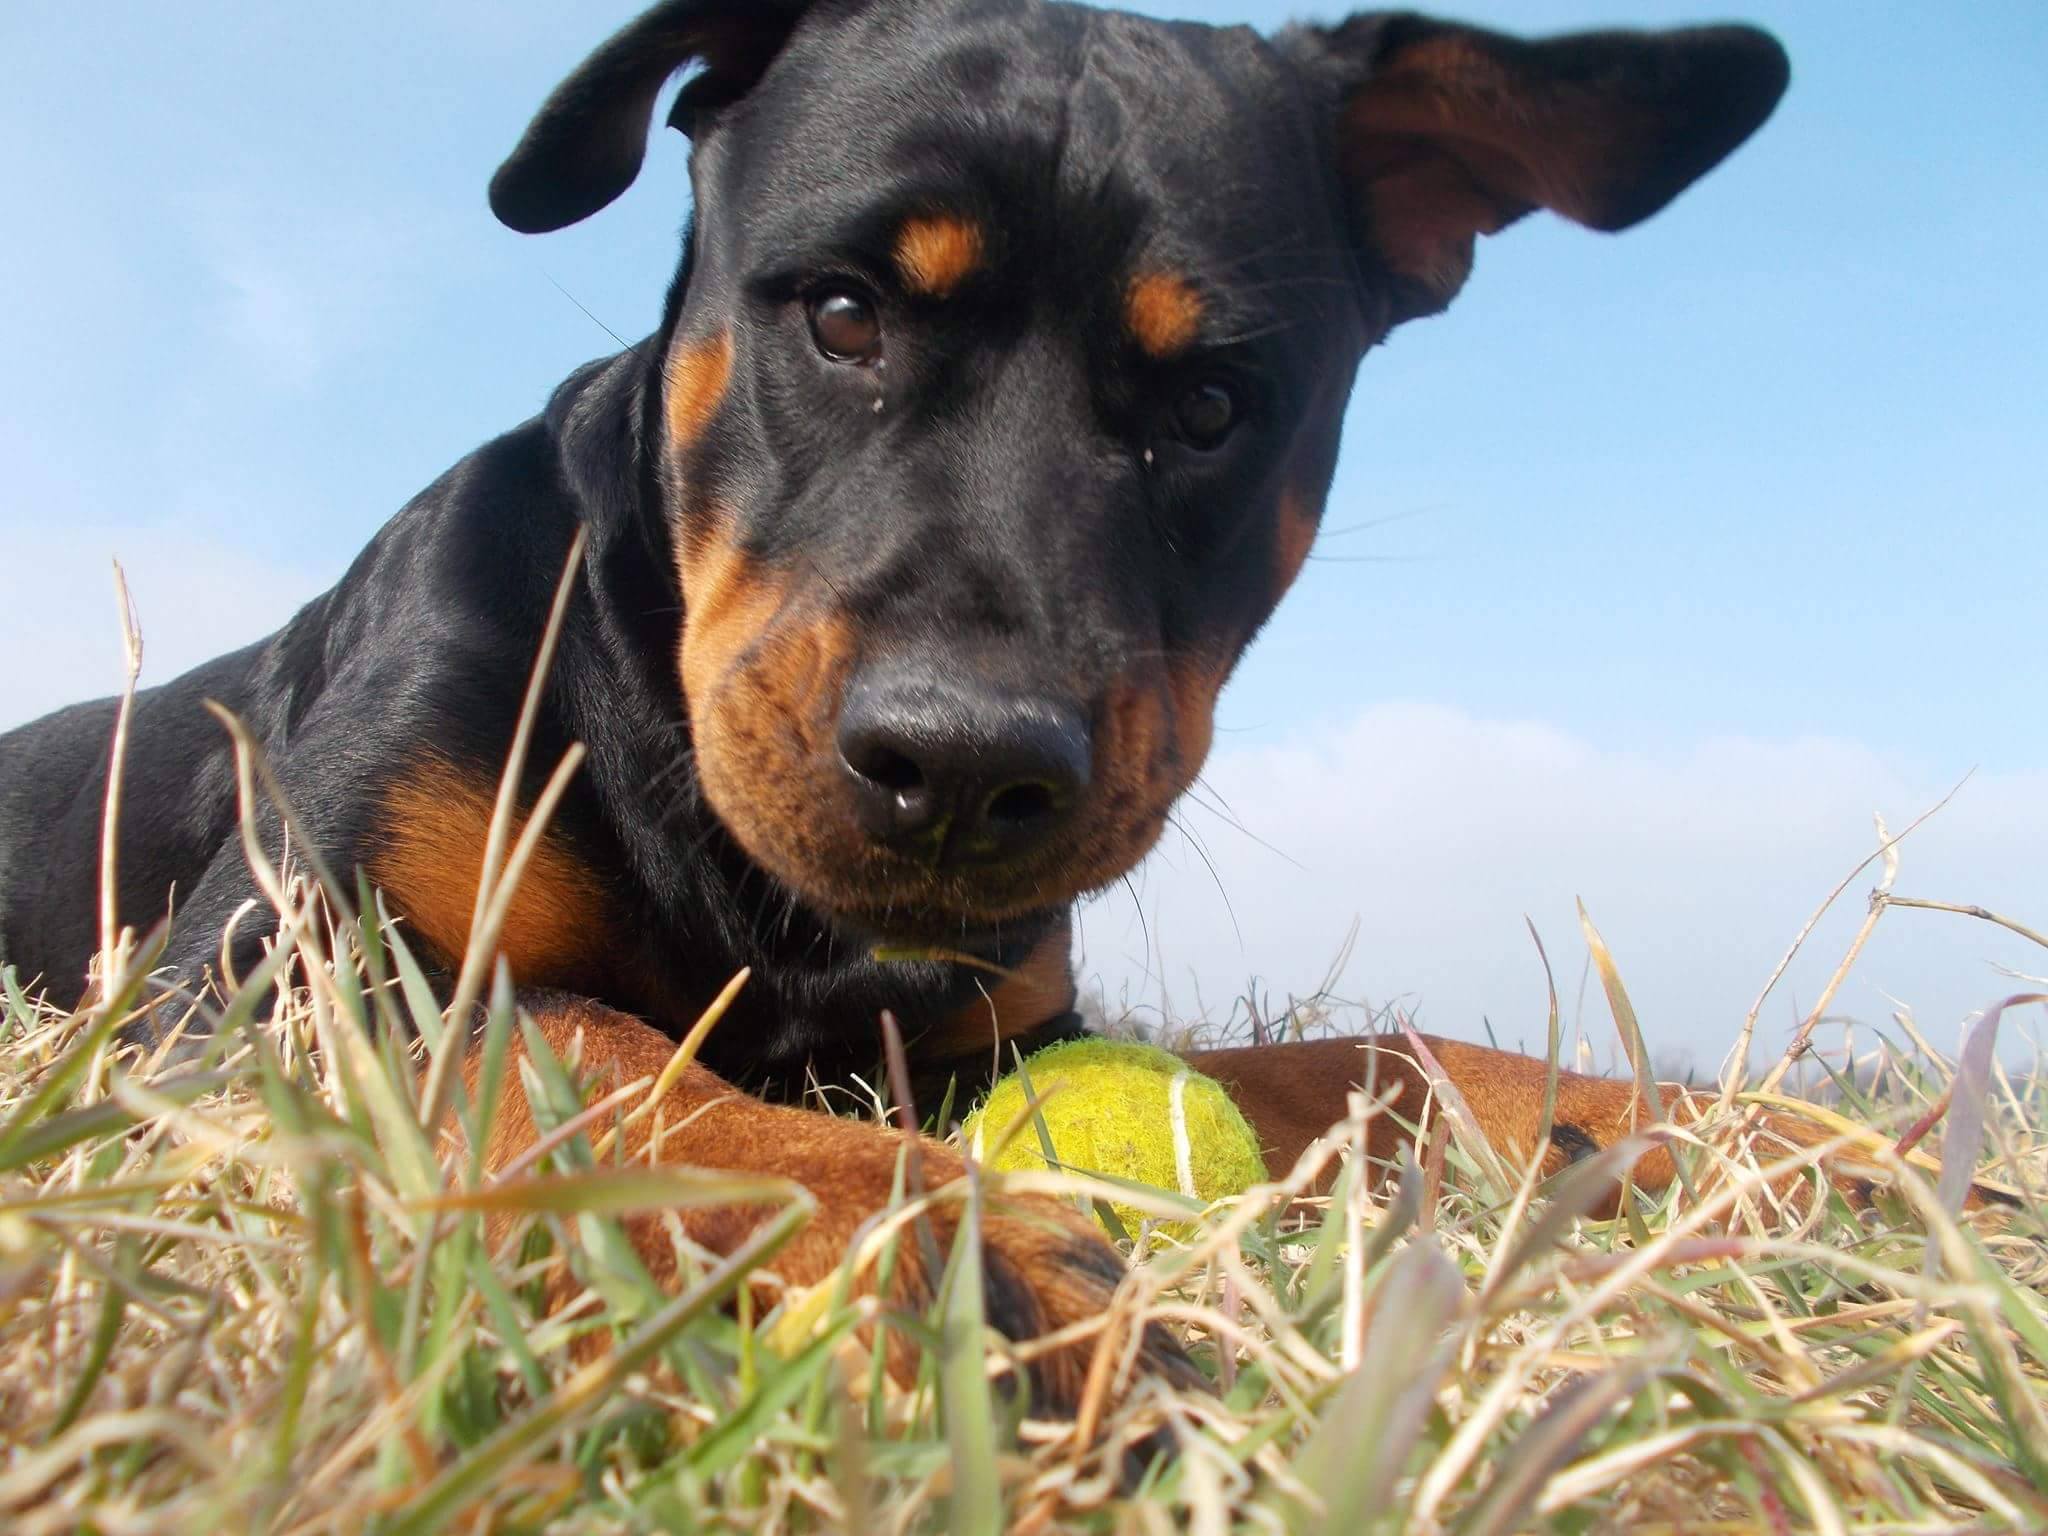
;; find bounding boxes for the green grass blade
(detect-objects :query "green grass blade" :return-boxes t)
[936,1167,1001,1536]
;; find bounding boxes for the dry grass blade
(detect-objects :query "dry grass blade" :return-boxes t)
[1396,1020,1516,1202]
[1576,902,1665,1137]
[204,702,438,1203]
[1489,1131,1666,1288]
[1526,916,1564,1183]
[93,559,145,997]
[419,524,589,1134]
[1755,809,1906,1101]
[1881,894,2048,952]
[1937,992,2043,1215]
[418,1164,803,1216]
[1718,783,1962,1107]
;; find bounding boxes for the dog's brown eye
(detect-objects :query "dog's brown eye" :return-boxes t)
[810,290,882,363]
[1173,380,1238,448]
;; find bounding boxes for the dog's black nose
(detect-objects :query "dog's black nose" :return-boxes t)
[836,670,1089,863]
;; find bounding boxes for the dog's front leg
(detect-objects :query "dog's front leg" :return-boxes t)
[467,992,1190,1408]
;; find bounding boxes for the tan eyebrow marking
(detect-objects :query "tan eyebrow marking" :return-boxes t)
[893,214,985,297]
[1125,271,1204,358]
[1270,489,1320,603]
[665,329,734,449]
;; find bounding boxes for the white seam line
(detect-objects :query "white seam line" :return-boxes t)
[1170,1070,1197,1200]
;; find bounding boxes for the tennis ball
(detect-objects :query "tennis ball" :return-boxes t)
[960,1038,1267,1236]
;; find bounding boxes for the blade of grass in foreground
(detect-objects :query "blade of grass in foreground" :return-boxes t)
[418,1165,801,1218]
[1281,1239,1464,1533]
[381,1186,816,1536]
[686,1311,862,1478]
[0,937,165,1168]
[937,1165,1001,1536]
[1937,992,2042,1216]
[1451,1352,1672,1536]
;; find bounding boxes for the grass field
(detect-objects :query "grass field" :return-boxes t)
[2,872,2043,1534]
[1,644,2043,1532]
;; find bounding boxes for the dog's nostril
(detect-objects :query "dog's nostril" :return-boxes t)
[852,744,925,795]
[984,780,1057,827]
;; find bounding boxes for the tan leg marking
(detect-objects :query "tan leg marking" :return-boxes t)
[373,758,606,984]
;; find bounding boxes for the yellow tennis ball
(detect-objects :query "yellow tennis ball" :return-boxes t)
[960,1038,1267,1236]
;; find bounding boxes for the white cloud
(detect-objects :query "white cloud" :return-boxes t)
[1078,702,2048,1071]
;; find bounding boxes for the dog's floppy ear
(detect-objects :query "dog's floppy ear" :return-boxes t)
[490,0,819,234]
[1300,13,1788,325]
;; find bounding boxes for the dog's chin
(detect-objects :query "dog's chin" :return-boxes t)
[825,902,1067,961]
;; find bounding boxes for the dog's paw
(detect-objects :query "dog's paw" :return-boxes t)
[969,1181,1201,1412]
[793,1128,1197,1414]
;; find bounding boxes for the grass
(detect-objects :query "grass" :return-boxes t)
[2,861,2044,1534]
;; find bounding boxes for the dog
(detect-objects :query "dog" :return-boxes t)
[0,0,1801,1406]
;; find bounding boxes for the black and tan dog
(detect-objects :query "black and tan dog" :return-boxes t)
[1,1,1796,1402]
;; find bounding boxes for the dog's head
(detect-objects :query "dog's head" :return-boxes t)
[492,0,1785,947]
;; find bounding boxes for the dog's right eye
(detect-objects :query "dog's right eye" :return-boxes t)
[809,290,882,363]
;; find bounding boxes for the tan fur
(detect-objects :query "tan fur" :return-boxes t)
[1187,1035,2005,1218]
[1269,490,1320,604]
[930,925,1078,1060]
[372,758,606,983]
[1163,652,1225,774]
[1124,271,1204,357]
[677,534,796,711]
[676,535,869,903]
[665,330,734,449]
[1037,651,1223,904]
[894,214,985,297]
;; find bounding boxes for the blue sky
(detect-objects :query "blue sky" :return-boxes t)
[4,2,2043,1070]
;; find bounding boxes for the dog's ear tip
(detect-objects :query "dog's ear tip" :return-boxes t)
[487,167,548,235]
[488,135,645,234]
[1716,23,1792,84]
[487,0,816,236]
[487,162,574,235]
[1688,24,1793,125]
[1579,24,1790,234]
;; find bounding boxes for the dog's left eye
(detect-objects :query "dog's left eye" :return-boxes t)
[1172,380,1239,448]
[809,290,882,363]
